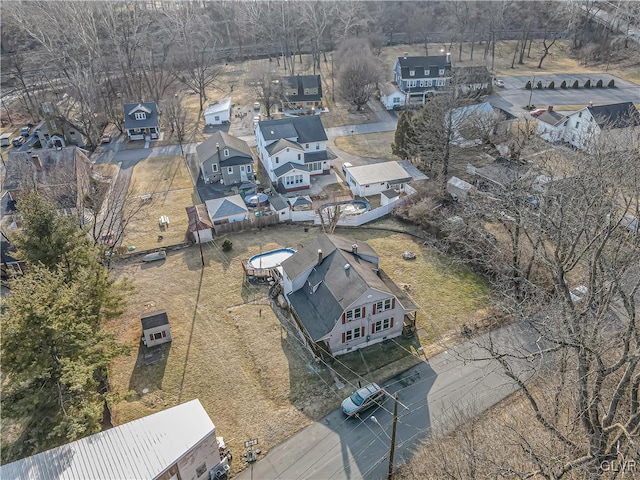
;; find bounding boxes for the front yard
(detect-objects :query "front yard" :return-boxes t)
[334,131,399,161]
[107,221,489,474]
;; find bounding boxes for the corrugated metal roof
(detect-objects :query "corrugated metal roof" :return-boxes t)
[0,399,215,480]
[347,161,412,186]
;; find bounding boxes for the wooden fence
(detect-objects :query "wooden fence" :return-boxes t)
[213,213,279,235]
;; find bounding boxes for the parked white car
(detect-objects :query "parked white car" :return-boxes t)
[341,383,386,417]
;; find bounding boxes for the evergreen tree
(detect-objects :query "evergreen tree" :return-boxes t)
[1,194,127,462]
[391,110,416,160]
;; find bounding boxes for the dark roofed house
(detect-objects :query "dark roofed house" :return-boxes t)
[4,146,93,220]
[196,131,254,185]
[255,116,333,193]
[282,75,323,113]
[393,53,453,107]
[281,233,419,358]
[124,102,160,141]
[141,310,172,347]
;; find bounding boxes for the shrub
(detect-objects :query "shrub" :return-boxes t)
[572,80,579,89]
[584,79,591,88]
[536,81,543,89]
[596,79,603,88]
[608,79,615,88]
[548,81,555,89]
[561,80,567,89]
[525,80,532,90]
[221,238,233,252]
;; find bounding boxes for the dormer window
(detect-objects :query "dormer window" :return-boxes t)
[223,148,229,157]
[135,112,146,120]
[409,70,415,76]
[425,69,430,76]
[439,68,445,75]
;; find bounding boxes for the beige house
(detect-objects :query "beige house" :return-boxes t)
[281,234,419,358]
[0,399,230,480]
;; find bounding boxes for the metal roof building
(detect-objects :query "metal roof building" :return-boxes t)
[1,399,226,480]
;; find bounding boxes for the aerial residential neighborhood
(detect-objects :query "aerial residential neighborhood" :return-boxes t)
[1,1,639,479]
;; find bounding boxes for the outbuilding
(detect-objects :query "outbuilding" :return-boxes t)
[141,310,172,347]
[186,204,214,243]
[205,195,249,225]
[446,176,474,201]
[345,161,412,197]
[204,97,232,125]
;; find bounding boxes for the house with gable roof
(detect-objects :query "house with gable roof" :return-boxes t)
[281,75,323,113]
[123,102,160,140]
[281,233,419,358]
[392,53,453,107]
[205,195,249,225]
[255,116,332,193]
[196,130,254,185]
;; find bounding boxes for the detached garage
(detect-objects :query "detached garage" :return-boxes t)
[141,311,172,347]
[204,97,232,125]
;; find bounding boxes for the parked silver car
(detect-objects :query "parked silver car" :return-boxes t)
[341,383,386,416]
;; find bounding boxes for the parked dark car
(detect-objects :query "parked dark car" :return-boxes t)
[21,126,31,137]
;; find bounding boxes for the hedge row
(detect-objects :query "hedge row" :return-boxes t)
[525,79,615,90]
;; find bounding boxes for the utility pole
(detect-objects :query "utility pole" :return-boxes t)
[527,75,536,109]
[244,438,260,480]
[388,394,398,480]
[195,224,205,267]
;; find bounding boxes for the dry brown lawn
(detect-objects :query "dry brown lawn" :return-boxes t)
[122,156,199,251]
[107,221,488,473]
[335,132,398,161]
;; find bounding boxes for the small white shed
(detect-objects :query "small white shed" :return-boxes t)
[447,176,473,201]
[186,204,214,243]
[141,311,172,347]
[204,97,232,125]
[380,188,400,206]
[269,194,291,221]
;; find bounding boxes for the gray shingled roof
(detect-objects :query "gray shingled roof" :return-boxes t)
[0,400,216,480]
[123,102,160,130]
[258,116,327,143]
[586,102,640,128]
[380,82,402,97]
[537,110,568,126]
[397,55,452,79]
[283,75,323,102]
[269,194,289,212]
[273,162,309,177]
[303,150,330,163]
[266,138,304,155]
[197,131,252,164]
[141,310,169,330]
[205,195,248,219]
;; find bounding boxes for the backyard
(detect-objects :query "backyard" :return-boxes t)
[122,156,200,251]
[107,221,489,474]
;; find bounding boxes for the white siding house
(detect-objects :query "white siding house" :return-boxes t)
[379,82,406,110]
[345,161,412,197]
[536,108,568,143]
[0,400,229,480]
[204,97,232,125]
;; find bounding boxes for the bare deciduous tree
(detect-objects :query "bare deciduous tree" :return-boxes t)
[336,38,381,111]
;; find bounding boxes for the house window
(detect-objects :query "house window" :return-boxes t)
[212,164,218,173]
[426,79,433,87]
[227,167,233,174]
[373,318,393,333]
[215,116,220,121]
[407,80,417,88]
[304,88,310,95]
[247,165,252,172]
[224,148,229,157]
[419,80,425,87]
[345,307,364,322]
[409,70,415,76]
[69,131,76,135]
[135,112,146,120]
[393,97,401,104]
[578,112,582,118]
[306,144,309,148]
[436,79,446,87]
[439,68,445,75]
[275,156,279,164]
[316,143,319,150]
[576,122,580,128]
[345,328,362,342]
[153,332,162,340]
[297,153,301,160]
[375,298,393,313]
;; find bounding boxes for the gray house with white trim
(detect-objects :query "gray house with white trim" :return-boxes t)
[197,131,254,185]
[123,102,160,140]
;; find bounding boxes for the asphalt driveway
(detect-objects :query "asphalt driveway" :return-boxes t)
[490,74,640,116]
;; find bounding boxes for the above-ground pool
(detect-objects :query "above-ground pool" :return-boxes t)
[322,200,371,217]
[248,248,296,271]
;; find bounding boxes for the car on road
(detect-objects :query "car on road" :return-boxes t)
[101,134,112,143]
[12,136,25,147]
[530,108,547,117]
[253,102,260,111]
[495,79,505,88]
[341,383,386,417]
[21,126,31,137]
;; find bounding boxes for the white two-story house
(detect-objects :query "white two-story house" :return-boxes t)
[392,53,453,107]
[281,234,419,358]
[255,116,331,193]
[537,102,640,152]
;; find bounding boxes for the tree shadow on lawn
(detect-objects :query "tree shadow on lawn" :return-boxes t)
[128,342,171,396]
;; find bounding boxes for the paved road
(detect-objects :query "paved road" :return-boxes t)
[236,321,543,480]
[490,74,640,117]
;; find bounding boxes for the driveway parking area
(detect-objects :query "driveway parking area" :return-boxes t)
[490,74,640,116]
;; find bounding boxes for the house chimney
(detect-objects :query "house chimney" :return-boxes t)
[403,52,408,59]
[548,105,554,112]
[31,155,43,171]
[317,249,323,265]
[589,101,594,107]
[351,243,358,255]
